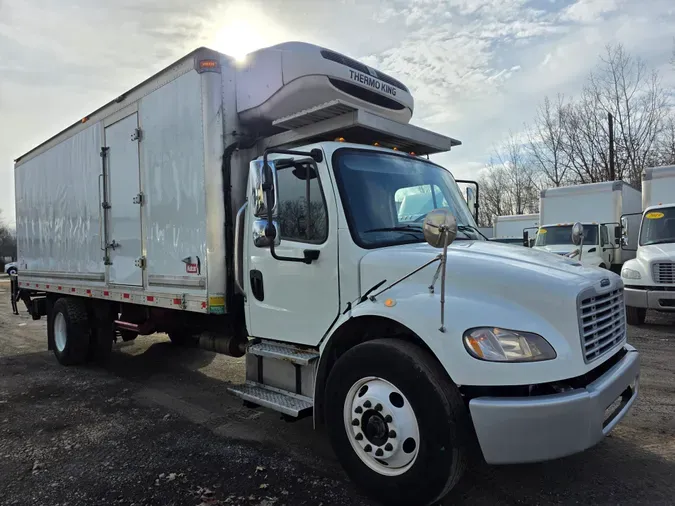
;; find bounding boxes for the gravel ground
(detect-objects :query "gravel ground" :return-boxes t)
[1,276,674,506]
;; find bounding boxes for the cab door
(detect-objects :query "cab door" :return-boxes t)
[244,153,340,346]
[600,224,613,266]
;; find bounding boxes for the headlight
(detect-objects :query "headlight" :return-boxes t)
[621,267,641,280]
[463,327,556,362]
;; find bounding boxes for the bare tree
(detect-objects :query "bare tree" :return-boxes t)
[477,134,539,226]
[527,95,571,187]
[587,44,669,184]
[0,210,17,263]
[495,133,538,215]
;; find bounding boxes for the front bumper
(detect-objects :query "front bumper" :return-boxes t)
[469,345,639,465]
[624,286,675,310]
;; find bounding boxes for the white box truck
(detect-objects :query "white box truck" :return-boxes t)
[621,165,675,325]
[492,214,538,245]
[533,181,642,271]
[14,43,639,506]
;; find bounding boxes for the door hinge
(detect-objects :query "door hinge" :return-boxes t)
[104,255,112,266]
[135,256,146,269]
[132,192,144,205]
[131,128,142,141]
[100,146,109,158]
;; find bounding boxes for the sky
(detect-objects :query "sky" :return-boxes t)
[1,0,674,227]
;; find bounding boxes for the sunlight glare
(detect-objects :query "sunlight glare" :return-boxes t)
[213,18,264,61]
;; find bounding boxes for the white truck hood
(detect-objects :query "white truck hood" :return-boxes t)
[360,240,609,292]
[357,240,624,385]
[636,242,675,263]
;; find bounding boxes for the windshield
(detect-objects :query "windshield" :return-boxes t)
[640,207,675,246]
[332,149,479,248]
[534,225,598,246]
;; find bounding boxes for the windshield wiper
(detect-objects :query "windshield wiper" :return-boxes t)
[458,225,487,240]
[364,226,424,235]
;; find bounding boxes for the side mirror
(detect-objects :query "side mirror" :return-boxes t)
[249,159,278,218]
[423,209,458,248]
[523,230,529,247]
[571,222,584,246]
[614,226,622,240]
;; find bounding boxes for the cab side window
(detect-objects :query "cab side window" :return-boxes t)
[276,162,328,243]
[601,225,609,246]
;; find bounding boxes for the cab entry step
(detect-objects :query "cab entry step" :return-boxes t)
[228,381,313,417]
[247,342,320,366]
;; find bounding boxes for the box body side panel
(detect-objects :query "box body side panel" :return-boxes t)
[16,122,104,276]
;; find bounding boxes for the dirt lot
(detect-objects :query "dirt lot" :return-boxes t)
[1,277,674,506]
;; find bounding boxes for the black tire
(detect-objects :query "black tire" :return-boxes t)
[168,332,198,347]
[51,298,91,366]
[7,267,17,276]
[120,330,138,342]
[626,306,647,326]
[325,339,469,506]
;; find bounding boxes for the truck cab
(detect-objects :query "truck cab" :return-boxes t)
[532,222,615,268]
[621,204,675,324]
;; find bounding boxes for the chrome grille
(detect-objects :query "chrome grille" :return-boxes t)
[652,262,675,284]
[578,287,626,363]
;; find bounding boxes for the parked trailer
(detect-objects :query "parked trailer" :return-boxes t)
[621,165,675,325]
[493,214,538,246]
[533,181,642,271]
[14,42,639,506]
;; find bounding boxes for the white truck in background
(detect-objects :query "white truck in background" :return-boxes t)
[14,42,639,506]
[533,182,642,271]
[621,165,675,325]
[492,214,538,246]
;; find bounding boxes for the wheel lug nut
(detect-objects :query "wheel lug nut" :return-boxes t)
[375,448,384,457]
[363,400,372,408]
[389,430,397,438]
[355,433,363,441]
[352,419,359,426]
[355,406,363,414]
[384,415,392,423]
[385,443,393,451]
[374,403,383,412]
[364,444,372,452]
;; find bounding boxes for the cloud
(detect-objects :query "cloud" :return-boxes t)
[1,0,674,226]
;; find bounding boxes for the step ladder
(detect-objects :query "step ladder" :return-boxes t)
[228,341,319,418]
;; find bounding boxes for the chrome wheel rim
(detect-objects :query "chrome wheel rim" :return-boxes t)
[54,312,67,353]
[343,376,420,476]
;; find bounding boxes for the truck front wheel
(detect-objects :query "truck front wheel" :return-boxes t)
[51,298,90,366]
[324,339,469,506]
[626,306,647,325]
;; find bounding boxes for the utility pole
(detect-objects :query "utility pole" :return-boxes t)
[608,112,615,180]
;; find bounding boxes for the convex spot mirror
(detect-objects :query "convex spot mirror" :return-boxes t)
[423,209,458,248]
[571,222,584,246]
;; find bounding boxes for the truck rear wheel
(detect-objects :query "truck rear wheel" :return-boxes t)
[51,298,90,366]
[324,339,468,506]
[626,306,647,325]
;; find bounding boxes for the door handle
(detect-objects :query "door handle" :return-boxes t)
[250,270,264,301]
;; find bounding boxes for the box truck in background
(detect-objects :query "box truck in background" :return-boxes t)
[492,214,538,245]
[14,42,639,506]
[533,181,642,271]
[621,165,675,325]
